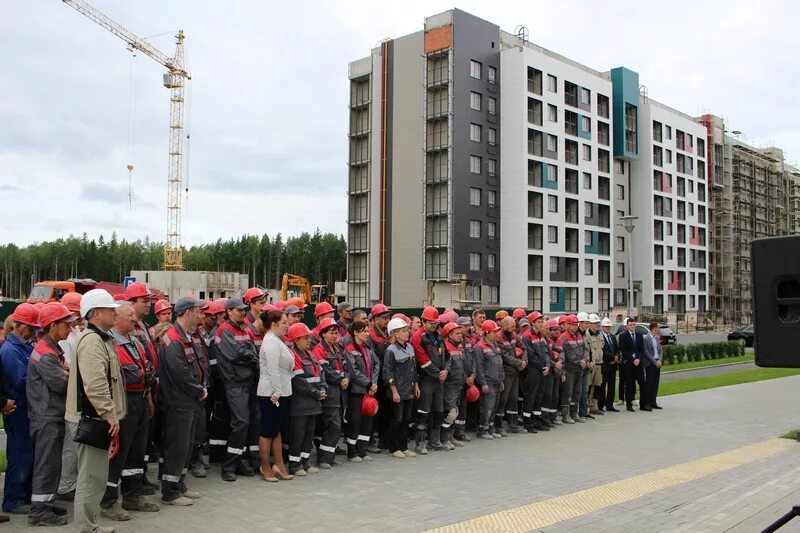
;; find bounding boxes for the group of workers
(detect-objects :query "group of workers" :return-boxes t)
[0,284,663,531]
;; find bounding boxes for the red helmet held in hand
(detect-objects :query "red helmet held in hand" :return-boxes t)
[466,385,480,403]
[361,395,379,417]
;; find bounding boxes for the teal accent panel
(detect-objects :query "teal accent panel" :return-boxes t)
[542,161,558,190]
[578,113,592,140]
[549,287,566,313]
[610,67,640,160]
[584,230,600,254]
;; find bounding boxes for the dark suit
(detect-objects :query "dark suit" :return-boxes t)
[618,329,646,408]
[641,334,662,408]
[599,330,619,409]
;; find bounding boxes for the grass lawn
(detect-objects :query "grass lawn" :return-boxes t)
[0,450,6,473]
[660,367,800,397]
[663,353,754,373]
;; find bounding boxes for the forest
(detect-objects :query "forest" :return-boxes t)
[0,231,347,299]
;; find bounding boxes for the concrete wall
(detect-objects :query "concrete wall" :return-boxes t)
[129,271,249,301]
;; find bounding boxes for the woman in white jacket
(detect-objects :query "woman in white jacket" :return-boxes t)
[257,310,294,482]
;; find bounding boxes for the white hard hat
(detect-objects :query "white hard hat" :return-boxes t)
[387,317,410,335]
[576,312,590,322]
[80,289,120,318]
[588,313,601,323]
[600,318,613,327]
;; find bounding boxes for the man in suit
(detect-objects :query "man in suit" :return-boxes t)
[598,318,620,412]
[641,322,663,410]
[617,318,646,412]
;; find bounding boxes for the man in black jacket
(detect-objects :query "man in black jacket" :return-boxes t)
[598,318,620,412]
[617,318,645,412]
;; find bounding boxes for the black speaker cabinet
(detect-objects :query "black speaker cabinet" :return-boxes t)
[752,235,800,368]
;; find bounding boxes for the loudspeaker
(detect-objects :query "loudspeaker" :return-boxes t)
[752,235,800,368]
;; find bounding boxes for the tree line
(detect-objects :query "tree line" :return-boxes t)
[0,231,347,299]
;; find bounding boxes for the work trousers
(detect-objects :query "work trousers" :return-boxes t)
[160,406,196,502]
[644,365,661,408]
[478,384,501,432]
[288,415,317,473]
[560,369,582,409]
[223,385,259,473]
[600,363,618,409]
[579,368,591,416]
[75,441,110,533]
[316,404,341,465]
[388,399,414,453]
[442,380,462,434]
[497,370,519,422]
[622,361,646,407]
[453,387,470,438]
[416,376,443,444]
[346,393,373,458]
[29,420,65,520]
[522,369,545,426]
[375,381,391,448]
[58,421,78,496]
[3,409,32,512]
[549,372,561,413]
[207,377,231,462]
[102,392,150,508]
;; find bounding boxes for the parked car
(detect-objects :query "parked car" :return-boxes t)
[727,325,754,347]
[612,323,676,345]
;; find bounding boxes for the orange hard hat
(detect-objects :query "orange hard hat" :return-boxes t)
[60,292,82,313]
[314,301,335,319]
[243,287,266,305]
[39,303,77,329]
[421,306,439,322]
[286,322,312,342]
[154,300,172,315]
[124,282,152,301]
[481,319,501,334]
[495,310,509,321]
[12,303,40,328]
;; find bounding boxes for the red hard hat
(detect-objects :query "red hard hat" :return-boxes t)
[287,297,306,310]
[243,287,266,305]
[557,315,569,324]
[566,315,579,325]
[547,318,560,330]
[442,322,460,337]
[527,311,543,323]
[124,282,152,301]
[274,300,286,310]
[392,313,411,324]
[421,306,439,322]
[361,395,379,417]
[512,308,527,319]
[262,304,278,313]
[314,301,335,318]
[113,293,127,302]
[39,303,76,329]
[286,322,311,342]
[154,300,172,315]
[370,303,391,318]
[12,303,40,328]
[318,317,337,333]
[60,292,82,313]
[495,310,509,321]
[481,319,501,334]
[443,311,459,323]
[466,385,480,403]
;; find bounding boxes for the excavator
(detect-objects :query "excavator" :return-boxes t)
[279,274,333,305]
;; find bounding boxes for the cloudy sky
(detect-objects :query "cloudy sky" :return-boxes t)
[2,0,797,247]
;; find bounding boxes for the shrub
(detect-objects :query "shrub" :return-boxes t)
[662,345,676,365]
[675,345,687,363]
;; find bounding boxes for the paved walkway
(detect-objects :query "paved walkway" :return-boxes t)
[2,375,800,532]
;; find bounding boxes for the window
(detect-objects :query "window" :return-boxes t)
[487,222,496,239]
[548,104,557,122]
[488,254,496,271]
[597,94,609,118]
[487,128,496,146]
[469,253,481,271]
[581,116,591,133]
[547,134,557,152]
[470,187,481,206]
[527,67,542,95]
[487,159,497,176]
[564,81,578,107]
[615,159,625,175]
[470,92,482,111]
[550,287,560,305]
[666,125,672,139]
[584,288,593,305]
[487,97,497,115]
[698,183,706,202]
[565,139,579,164]
[598,121,609,145]
[616,262,625,278]
[488,190,497,207]
[585,259,594,276]
[565,110,578,136]
[548,225,558,243]
[547,74,557,92]
[487,65,497,84]
[565,169,578,194]
[667,246,673,260]
[666,149,672,164]
[624,103,637,153]
[470,155,482,174]
[598,149,610,173]
[580,87,591,105]
[583,172,592,189]
[528,286,543,310]
[583,144,592,161]
[470,123,482,143]
[616,236,625,252]
[616,184,625,200]
[470,220,481,238]
[585,202,594,218]
[550,257,559,273]
[489,286,499,304]
[548,195,558,213]
[470,60,482,79]
[614,289,626,306]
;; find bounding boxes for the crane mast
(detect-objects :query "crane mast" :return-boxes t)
[62,0,191,270]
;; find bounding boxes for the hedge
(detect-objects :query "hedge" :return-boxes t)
[661,341,745,365]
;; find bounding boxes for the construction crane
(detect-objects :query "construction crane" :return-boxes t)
[62,0,191,270]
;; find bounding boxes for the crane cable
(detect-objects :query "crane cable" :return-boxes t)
[127,49,137,210]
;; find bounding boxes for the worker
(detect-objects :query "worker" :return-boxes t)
[546,318,564,426]
[441,322,468,449]
[382,317,418,459]
[242,287,267,351]
[342,320,380,462]
[158,297,207,507]
[452,317,475,442]
[284,305,304,328]
[520,312,550,433]
[310,317,348,469]
[100,302,160,521]
[584,314,605,416]
[599,317,620,412]
[410,306,450,454]
[495,310,509,322]
[286,323,327,476]
[67,289,125,533]
[192,301,221,475]
[473,320,504,440]
[0,303,39,515]
[575,312,593,420]
[496,317,527,436]
[215,297,260,482]
[206,300,231,465]
[309,301,335,349]
[558,315,586,424]
[468,309,486,346]
[336,303,354,340]
[26,303,75,526]
[512,308,527,329]
[367,303,391,453]
[56,292,84,502]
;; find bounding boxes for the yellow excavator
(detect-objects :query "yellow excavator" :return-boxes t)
[280,274,333,304]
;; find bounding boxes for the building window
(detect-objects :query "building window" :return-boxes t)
[583,172,592,189]
[550,286,560,304]
[583,144,592,161]
[470,155,482,174]
[470,92,482,111]
[470,187,481,206]
[616,236,625,252]
[488,254,496,271]
[487,222,496,239]
[585,259,593,276]
[470,220,481,238]
[580,87,591,105]
[548,195,558,213]
[548,104,557,122]
[653,121,663,142]
[547,74,557,92]
[487,159,497,176]
[615,159,625,175]
[624,103,638,153]
[548,225,558,243]
[584,288,593,305]
[597,94,609,118]
[581,116,591,133]
[550,257,559,273]
[470,123,482,143]
[470,60,482,79]
[487,97,497,115]
[614,289,626,306]
[487,128,497,146]
[616,262,625,278]
[547,134,558,153]
[616,184,625,200]
[487,65,497,84]
[469,253,481,271]
[666,125,672,139]
[584,201,594,218]
[489,285,499,304]
[528,67,543,94]
[488,190,497,207]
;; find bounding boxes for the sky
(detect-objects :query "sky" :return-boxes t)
[2,0,797,247]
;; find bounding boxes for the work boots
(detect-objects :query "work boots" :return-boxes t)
[414,427,428,455]
[190,447,207,478]
[428,426,447,451]
[561,406,576,424]
[570,405,586,423]
[508,414,527,434]
[499,420,509,438]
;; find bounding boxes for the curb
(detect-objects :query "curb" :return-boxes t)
[662,360,754,376]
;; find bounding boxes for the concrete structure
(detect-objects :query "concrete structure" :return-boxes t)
[696,114,800,325]
[130,270,249,301]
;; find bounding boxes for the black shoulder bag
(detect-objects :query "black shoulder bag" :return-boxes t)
[73,332,113,450]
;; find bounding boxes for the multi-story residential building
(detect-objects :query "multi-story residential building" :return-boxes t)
[697,114,800,324]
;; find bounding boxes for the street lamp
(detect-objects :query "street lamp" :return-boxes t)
[619,215,638,319]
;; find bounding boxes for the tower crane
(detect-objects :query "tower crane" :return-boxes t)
[62,0,191,270]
